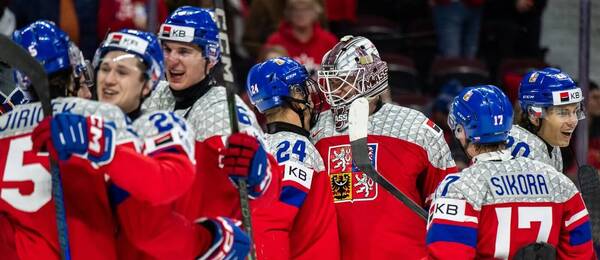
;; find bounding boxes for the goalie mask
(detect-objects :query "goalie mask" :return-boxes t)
[317,35,388,131]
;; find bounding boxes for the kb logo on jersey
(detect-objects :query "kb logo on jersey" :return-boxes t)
[328,143,378,203]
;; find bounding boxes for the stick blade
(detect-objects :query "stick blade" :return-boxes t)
[578,165,600,243]
[348,97,369,142]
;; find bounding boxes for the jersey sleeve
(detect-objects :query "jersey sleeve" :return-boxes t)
[188,94,278,201]
[109,112,213,259]
[426,175,479,260]
[419,118,458,206]
[0,214,18,260]
[251,159,315,260]
[113,197,213,259]
[107,111,197,206]
[289,169,340,259]
[557,192,595,259]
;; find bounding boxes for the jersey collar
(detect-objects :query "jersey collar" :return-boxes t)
[266,122,310,138]
[472,149,512,164]
[171,76,212,111]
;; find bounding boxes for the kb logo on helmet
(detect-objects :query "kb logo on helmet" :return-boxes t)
[553,88,582,105]
[160,25,195,42]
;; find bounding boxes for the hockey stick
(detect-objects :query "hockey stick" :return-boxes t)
[0,35,71,260]
[348,97,428,220]
[213,3,257,260]
[577,165,600,244]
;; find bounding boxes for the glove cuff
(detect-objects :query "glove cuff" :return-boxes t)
[195,217,228,260]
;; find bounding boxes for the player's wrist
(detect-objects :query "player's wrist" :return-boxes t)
[195,217,249,260]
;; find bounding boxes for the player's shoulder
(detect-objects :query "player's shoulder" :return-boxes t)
[186,86,263,141]
[435,170,487,209]
[134,110,196,161]
[371,103,444,141]
[0,98,127,138]
[509,125,547,150]
[0,101,43,137]
[133,110,194,137]
[522,157,578,199]
[467,155,577,205]
[142,80,175,111]
[310,103,445,143]
[65,98,126,121]
[266,131,325,172]
[376,103,454,167]
[309,109,335,144]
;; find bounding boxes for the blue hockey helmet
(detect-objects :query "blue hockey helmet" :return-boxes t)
[519,67,584,119]
[448,85,513,144]
[93,29,165,89]
[158,6,220,63]
[246,57,323,127]
[12,20,71,74]
[247,57,312,112]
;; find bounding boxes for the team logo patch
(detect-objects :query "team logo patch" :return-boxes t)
[528,72,539,83]
[328,144,378,203]
[560,92,569,102]
[462,90,473,101]
[105,33,149,55]
[110,34,123,45]
[423,119,443,137]
[555,73,568,80]
[161,25,171,38]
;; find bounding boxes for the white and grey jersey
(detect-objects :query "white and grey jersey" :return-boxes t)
[0,97,133,142]
[143,81,265,142]
[266,131,325,172]
[436,150,578,211]
[508,125,563,172]
[311,102,456,171]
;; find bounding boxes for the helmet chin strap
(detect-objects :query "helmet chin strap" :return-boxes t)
[288,97,311,130]
[454,127,473,162]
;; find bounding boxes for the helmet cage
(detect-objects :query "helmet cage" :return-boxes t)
[318,67,363,107]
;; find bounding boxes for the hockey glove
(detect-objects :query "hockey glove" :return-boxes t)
[513,242,556,260]
[196,217,250,260]
[222,132,271,198]
[33,113,116,167]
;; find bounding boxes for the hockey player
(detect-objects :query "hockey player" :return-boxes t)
[0,20,121,260]
[426,84,595,259]
[141,6,277,257]
[507,67,584,172]
[32,29,251,259]
[312,35,457,259]
[245,56,340,259]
